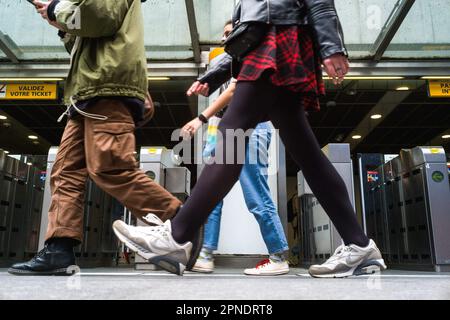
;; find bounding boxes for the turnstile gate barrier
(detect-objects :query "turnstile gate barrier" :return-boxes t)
[0,150,46,266]
[297,144,356,265]
[361,147,450,271]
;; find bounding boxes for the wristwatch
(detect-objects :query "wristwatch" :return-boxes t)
[198,114,208,124]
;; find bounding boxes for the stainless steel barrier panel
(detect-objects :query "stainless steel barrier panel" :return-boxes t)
[389,156,406,264]
[84,180,104,258]
[365,147,450,271]
[400,147,450,271]
[38,147,59,251]
[24,167,45,258]
[0,151,15,262]
[297,144,356,265]
[0,152,45,265]
[357,154,384,237]
[6,160,29,262]
[382,161,394,262]
[101,196,120,254]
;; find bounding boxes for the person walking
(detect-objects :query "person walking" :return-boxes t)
[113,0,387,278]
[8,0,200,276]
[181,21,289,276]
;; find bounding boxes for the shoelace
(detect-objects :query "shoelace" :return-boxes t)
[143,213,164,226]
[255,259,271,269]
[324,245,353,264]
[139,225,169,236]
[142,214,168,236]
[32,246,48,262]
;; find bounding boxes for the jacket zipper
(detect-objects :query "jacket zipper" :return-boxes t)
[266,0,270,24]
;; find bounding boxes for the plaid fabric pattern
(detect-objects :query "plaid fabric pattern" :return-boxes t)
[238,25,325,111]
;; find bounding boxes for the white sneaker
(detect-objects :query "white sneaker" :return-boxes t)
[308,239,387,278]
[244,259,290,276]
[112,215,192,276]
[191,258,214,273]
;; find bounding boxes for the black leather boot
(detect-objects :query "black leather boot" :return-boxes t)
[8,238,78,276]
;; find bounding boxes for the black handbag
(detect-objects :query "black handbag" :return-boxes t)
[224,22,269,61]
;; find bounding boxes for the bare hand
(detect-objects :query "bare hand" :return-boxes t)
[34,0,50,20]
[33,0,63,30]
[322,54,350,85]
[181,118,203,139]
[187,81,210,97]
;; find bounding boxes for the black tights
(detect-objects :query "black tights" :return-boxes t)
[171,80,369,247]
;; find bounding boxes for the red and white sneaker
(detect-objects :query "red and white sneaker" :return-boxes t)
[244,259,289,276]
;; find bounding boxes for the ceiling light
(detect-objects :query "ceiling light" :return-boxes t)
[352,135,362,140]
[4,150,9,154]
[442,135,450,139]
[421,76,450,80]
[28,135,38,140]
[371,114,383,120]
[0,115,7,120]
[0,78,64,82]
[148,77,171,81]
[396,86,410,91]
[27,162,33,166]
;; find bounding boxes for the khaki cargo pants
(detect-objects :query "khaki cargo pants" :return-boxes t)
[45,99,181,243]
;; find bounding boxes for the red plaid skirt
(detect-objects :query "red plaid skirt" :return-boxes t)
[237,25,325,111]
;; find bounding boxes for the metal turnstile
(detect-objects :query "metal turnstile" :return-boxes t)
[399,147,450,270]
[361,147,450,271]
[23,167,45,259]
[38,147,58,251]
[297,144,356,265]
[0,151,16,262]
[136,147,191,270]
[382,160,396,263]
[6,159,29,262]
[358,154,386,255]
[0,151,46,265]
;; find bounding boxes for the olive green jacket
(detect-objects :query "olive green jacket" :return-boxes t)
[54,0,148,105]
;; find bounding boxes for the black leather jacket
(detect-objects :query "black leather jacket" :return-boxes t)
[198,0,347,94]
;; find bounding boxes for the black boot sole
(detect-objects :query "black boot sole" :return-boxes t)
[7,266,79,276]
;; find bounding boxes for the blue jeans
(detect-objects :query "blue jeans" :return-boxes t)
[202,122,288,254]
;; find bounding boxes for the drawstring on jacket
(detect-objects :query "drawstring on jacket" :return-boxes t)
[57,96,109,123]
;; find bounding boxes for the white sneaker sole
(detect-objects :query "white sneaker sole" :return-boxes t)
[191,266,214,274]
[244,268,290,276]
[308,259,387,278]
[112,224,186,276]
